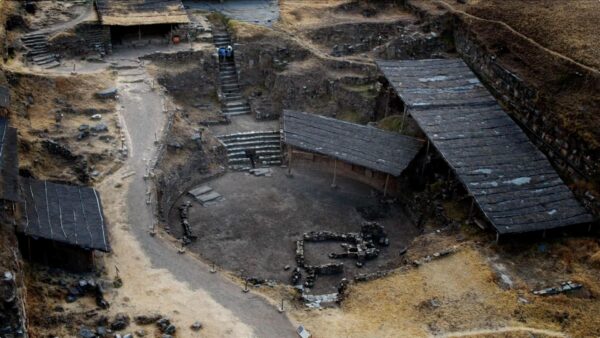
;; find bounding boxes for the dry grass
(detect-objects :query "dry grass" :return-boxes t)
[293,247,524,337]
[465,0,600,70]
[8,70,121,183]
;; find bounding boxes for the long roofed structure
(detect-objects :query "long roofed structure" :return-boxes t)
[0,118,20,202]
[377,59,593,234]
[95,0,190,26]
[283,110,424,177]
[18,178,110,252]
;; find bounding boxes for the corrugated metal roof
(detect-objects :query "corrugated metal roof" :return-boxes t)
[18,178,110,252]
[378,59,593,234]
[283,110,423,176]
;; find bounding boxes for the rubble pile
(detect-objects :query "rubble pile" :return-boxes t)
[66,278,110,309]
[1,271,26,337]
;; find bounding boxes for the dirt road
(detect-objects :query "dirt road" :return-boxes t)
[101,57,296,337]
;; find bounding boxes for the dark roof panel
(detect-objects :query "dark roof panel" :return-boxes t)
[0,118,19,202]
[283,110,423,176]
[377,59,593,234]
[18,178,110,252]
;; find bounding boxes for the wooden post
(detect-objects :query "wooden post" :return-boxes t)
[400,105,408,133]
[420,140,430,178]
[287,146,293,177]
[495,232,500,244]
[383,174,390,197]
[331,159,338,188]
[468,197,475,223]
[27,237,31,260]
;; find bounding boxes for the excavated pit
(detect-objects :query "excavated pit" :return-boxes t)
[167,167,419,294]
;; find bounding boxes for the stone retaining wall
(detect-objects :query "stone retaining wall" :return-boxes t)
[454,25,599,182]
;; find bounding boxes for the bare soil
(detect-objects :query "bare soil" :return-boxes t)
[169,167,419,294]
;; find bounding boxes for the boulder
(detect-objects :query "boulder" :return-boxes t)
[110,313,130,331]
[96,88,118,99]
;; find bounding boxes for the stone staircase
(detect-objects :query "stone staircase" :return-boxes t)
[217,131,283,170]
[213,32,251,116]
[21,32,60,68]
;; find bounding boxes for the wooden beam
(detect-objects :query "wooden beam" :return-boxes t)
[331,158,338,188]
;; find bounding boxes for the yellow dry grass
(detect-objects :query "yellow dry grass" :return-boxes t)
[292,247,526,337]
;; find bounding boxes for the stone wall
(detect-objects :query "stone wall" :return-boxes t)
[142,50,228,221]
[233,34,379,122]
[453,23,599,184]
[48,23,111,59]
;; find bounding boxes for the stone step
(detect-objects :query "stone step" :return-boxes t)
[223,105,250,112]
[22,35,47,41]
[35,56,58,65]
[220,74,237,80]
[219,135,281,144]
[224,99,247,106]
[24,42,48,48]
[195,190,222,205]
[219,130,280,138]
[228,150,282,159]
[188,185,213,199]
[228,144,281,153]
[221,81,239,87]
[26,49,51,57]
[222,110,250,116]
[223,93,242,99]
[43,61,61,69]
[227,143,281,153]
[32,54,56,62]
[228,157,282,165]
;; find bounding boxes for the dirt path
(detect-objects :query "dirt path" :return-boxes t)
[97,57,296,337]
[29,1,96,36]
[439,326,568,337]
[435,0,600,74]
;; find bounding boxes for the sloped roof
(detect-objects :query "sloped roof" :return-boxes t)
[378,59,593,234]
[0,118,19,202]
[283,110,424,176]
[18,178,110,252]
[95,0,190,26]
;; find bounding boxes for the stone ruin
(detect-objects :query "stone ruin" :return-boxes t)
[292,221,389,290]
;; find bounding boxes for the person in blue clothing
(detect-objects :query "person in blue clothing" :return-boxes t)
[218,47,226,62]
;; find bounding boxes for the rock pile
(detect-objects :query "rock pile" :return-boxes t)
[66,278,109,309]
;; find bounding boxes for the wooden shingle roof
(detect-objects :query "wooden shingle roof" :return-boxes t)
[283,110,424,177]
[378,59,593,234]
